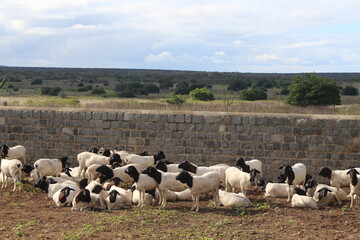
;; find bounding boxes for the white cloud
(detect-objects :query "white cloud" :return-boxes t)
[251,54,280,62]
[1,0,360,71]
[144,52,175,63]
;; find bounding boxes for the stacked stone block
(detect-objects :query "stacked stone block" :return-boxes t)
[0,107,359,180]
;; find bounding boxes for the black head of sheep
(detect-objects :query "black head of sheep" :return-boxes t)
[318,167,332,179]
[347,168,360,186]
[110,154,122,165]
[279,164,295,185]
[109,190,120,203]
[75,189,91,203]
[59,187,75,203]
[0,144,9,158]
[34,177,49,193]
[22,164,35,175]
[125,166,139,182]
[175,171,193,188]
[178,161,197,174]
[155,161,168,172]
[317,188,332,200]
[235,158,250,173]
[142,166,162,184]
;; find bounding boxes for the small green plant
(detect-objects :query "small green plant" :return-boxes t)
[166,94,186,105]
[341,205,350,212]
[229,205,247,216]
[190,88,215,101]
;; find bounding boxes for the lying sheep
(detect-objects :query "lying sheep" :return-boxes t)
[52,187,78,207]
[1,158,23,191]
[105,190,124,210]
[34,177,80,198]
[218,189,252,207]
[0,144,26,164]
[315,187,341,207]
[71,189,107,211]
[304,179,348,202]
[175,171,220,212]
[291,188,318,209]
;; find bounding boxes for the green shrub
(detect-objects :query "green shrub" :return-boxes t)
[117,91,136,98]
[31,79,42,85]
[41,87,61,96]
[342,86,358,96]
[166,94,186,105]
[240,88,267,101]
[91,88,106,95]
[285,74,341,106]
[190,88,215,101]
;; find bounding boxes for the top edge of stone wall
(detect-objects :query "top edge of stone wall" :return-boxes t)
[0,106,359,120]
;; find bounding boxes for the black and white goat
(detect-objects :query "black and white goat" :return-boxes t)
[71,188,106,211]
[291,187,318,209]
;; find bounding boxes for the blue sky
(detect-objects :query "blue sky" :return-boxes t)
[1,0,359,73]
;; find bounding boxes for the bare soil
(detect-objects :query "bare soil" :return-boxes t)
[0,185,359,240]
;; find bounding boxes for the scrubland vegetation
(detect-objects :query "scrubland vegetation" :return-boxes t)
[0,67,359,115]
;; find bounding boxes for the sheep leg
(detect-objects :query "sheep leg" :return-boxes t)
[1,173,5,189]
[139,190,144,208]
[195,194,200,212]
[287,185,291,202]
[191,194,196,211]
[162,190,167,208]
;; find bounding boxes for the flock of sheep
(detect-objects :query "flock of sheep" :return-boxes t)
[1,143,360,212]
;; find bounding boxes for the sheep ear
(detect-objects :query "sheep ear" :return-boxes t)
[355,169,360,175]
[255,169,260,174]
[279,165,284,170]
[347,170,351,175]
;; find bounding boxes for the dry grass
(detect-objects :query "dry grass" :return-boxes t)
[0,96,359,115]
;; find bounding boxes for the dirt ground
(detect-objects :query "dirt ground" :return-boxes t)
[0,183,359,240]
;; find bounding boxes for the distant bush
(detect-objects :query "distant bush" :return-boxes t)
[190,88,215,101]
[227,80,250,91]
[158,78,173,89]
[189,83,206,91]
[174,81,190,95]
[41,87,61,96]
[240,88,267,101]
[117,91,136,98]
[280,88,289,95]
[166,94,186,105]
[77,82,84,87]
[285,74,341,106]
[91,88,106,95]
[114,83,128,92]
[342,86,358,96]
[9,77,21,82]
[144,83,160,94]
[31,79,43,85]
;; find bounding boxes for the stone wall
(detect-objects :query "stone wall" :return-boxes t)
[0,107,359,180]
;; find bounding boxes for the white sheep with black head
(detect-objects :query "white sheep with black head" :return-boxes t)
[175,170,220,212]
[0,144,26,164]
[279,163,307,202]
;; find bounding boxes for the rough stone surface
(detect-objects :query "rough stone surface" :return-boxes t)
[0,107,359,179]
